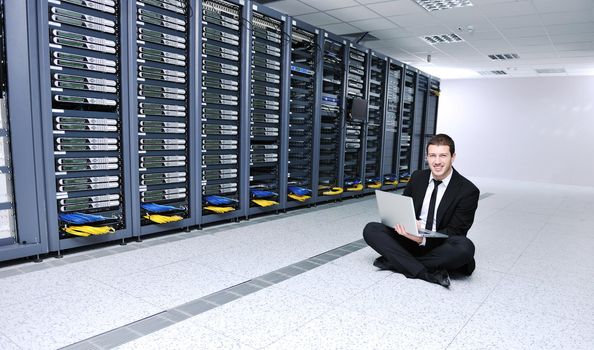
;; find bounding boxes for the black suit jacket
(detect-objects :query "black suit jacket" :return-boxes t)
[403,168,479,237]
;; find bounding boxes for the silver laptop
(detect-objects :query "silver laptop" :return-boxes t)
[375,190,448,238]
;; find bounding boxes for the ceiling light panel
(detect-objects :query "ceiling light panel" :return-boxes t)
[414,0,473,12]
[421,33,464,44]
[535,68,566,74]
[478,70,507,76]
[488,53,520,60]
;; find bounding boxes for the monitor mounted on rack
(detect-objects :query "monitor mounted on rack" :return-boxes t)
[349,97,368,122]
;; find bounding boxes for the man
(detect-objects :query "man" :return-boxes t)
[363,134,479,287]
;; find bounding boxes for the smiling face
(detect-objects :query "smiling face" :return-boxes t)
[427,144,455,180]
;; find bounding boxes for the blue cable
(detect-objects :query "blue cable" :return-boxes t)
[59,212,108,224]
[141,203,181,213]
[251,189,278,198]
[204,195,237,206]
[288,186,311,196]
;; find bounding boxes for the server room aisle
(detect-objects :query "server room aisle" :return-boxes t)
[1,179,594,349]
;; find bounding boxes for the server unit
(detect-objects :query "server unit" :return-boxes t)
[342,44,369,197]
[363,52,388,193]
[316,31,346,202]
[134,0,196,234]
[200,0,247,223]
[411,72,429,171]
[398,67,417,184]
[420,77,440,170]
[286,20,319,208]
[40,0,133,253]
[381,59,404,190]
[247,5,287,216]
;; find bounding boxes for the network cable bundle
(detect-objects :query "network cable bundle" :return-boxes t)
[201,0,243,216]
[383,60,402,182]
[343,45,368,193]
[248,10,283,210]
[317,37,344,198]
[287,25,316,204]
[48,0,124,238]
[399,69,416,181]
[365,54,388,190]
[136,0,191,225]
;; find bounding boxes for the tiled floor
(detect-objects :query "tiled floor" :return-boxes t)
[1,178,594,349]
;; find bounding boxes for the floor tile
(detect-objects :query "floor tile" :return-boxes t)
[0,332,20,350]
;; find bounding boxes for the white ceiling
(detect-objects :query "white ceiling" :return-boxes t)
[265,0,594,79]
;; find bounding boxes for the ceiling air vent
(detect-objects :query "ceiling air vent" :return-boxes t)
[488,53,520,60]
[421,33,464,44]
[414,0,473,12]
[535,68,566,74]
[478,70,507,76]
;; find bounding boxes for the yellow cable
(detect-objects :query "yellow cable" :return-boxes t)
[367,183,382,189]
[64,225,115,236]
[322,187,343,195]
[204,206,235,214]
[143,214,183,224]
[288,193,311,202]
[252,199,279,207]
[346,184,364,191]
[384,180,399,185]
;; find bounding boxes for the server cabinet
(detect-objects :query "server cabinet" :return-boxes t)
[200,0,248,224]
[0,0,49,261]
[381,59,404,191]
[398,67,417,184]
[39,0,134,253]
[246,4,288,216]
[411,72,429,171]
[316,31,346,203]
[285,19,320,209]
[363,51,388,194]
[420,77,440,170]
[342,43,369,197]
[133,0,197,236]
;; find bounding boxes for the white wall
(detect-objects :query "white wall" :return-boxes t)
[437,76,594,187]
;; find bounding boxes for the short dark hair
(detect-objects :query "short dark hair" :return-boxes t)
[427,134,455,156]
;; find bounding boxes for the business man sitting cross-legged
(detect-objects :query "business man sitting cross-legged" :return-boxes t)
[363,134,479,287]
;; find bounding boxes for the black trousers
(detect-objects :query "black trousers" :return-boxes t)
[363,222,475,277]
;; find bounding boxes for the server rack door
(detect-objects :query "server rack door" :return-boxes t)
[342,44,369,197]
[285,21,319,208]
[381,60,403,191]
[40,0,133,253]
[247,5,287,216]
[412,73,428,171]
[200,0,247,224]
[421,77,440,170]
[398,68,417,184]
[0,0,49,261]
[134,0,196,235]
[363,52,387,193]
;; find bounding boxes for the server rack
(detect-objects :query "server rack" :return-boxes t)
[411,72,428,171]
[420,76,440,170]
[316,31,346,203]
[285,19,320,209]
[133,0,197,236]
[200,0,248,224]
[39,0,134,253]
[246,4,288,216]
[381,59,404,191]
[363,51,388,194]
[342,43,369,198]
[398,67,417,184]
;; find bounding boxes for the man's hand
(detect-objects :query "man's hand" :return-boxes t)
[394,223,423,244]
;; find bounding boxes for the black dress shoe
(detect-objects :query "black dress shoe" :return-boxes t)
[373,256,391,270]
[419,269,451,288]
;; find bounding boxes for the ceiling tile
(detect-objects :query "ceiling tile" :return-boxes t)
[539,11,594,25]
[549,33,594,44]
[555,42,594,51]
[461,30,504,41]
[266,0,317,16]
[488,15,543,29]
[481,1,538,18]
[295,13,342,26]
[320,22,362,35]
[370,27,413,39]
[380,37,433,51]
[515,45,557,53]
[350,17,399,31]
[367,0,426,17]
[406,24,455,36]
[388,13,440,27]
[532,0,594,13]
[507,35,552,46]
[545,22,594,35]
[500,26,548,38]
[299,0,359,11]
[326,5,381,21]
[356,0,391,4]
[465,38,512,49]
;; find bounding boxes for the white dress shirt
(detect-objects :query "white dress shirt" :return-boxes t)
[418,169,453,245]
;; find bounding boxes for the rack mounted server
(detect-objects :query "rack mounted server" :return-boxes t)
[382,60,404,190]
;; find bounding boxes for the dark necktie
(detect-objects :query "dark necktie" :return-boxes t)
[425,179,443,231]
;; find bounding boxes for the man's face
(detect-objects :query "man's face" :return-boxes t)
[427,144,455,180]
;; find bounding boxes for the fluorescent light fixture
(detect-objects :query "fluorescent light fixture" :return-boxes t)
[535,68,566,74]
[414,0,473,12]
[478,70,507,76]
[416,65,480,79]
[488,53,520,60]
[421,33,464,45]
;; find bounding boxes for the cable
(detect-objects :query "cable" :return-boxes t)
[143,213,183,224]
[64,225,115,237]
